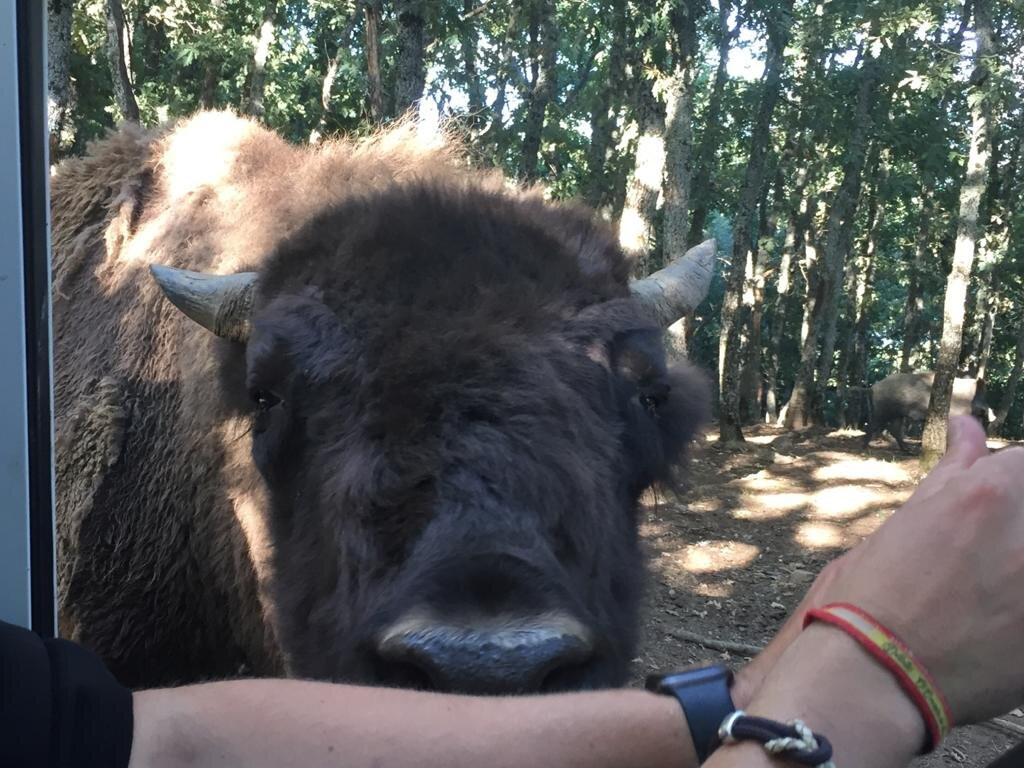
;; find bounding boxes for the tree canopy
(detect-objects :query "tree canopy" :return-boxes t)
[49,0,1024,444]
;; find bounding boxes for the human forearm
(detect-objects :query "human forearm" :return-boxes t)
[131,681,697,768]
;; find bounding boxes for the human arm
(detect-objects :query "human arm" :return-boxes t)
[130,681,697,768]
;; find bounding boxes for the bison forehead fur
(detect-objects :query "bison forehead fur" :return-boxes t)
[52,111,708,691]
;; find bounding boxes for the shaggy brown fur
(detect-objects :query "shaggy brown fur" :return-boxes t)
[53,112,707,689]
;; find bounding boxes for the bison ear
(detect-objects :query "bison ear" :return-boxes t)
[150,265,258,343]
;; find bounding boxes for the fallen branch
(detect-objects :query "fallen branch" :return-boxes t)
[981,716,1024,739]
[666,629,765,657]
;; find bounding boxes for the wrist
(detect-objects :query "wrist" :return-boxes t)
[730,664,757,712]
[737,623,924,768]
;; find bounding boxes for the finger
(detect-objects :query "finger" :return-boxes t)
[944,415,989,467]
[912,416,989,499]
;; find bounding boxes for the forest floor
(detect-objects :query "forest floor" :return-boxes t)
[632,424,1023,767]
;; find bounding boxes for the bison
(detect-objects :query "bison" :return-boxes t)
[863,371,990,452]
[52,112,713,693]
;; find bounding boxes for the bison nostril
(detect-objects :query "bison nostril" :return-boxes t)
[375,618,595,694]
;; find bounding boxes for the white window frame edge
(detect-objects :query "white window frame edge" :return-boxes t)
[0,0,57,634]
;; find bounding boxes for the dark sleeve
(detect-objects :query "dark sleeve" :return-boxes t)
[0,620,133,768]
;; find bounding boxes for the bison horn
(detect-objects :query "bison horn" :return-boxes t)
[629,238,716,327]
[150,265,258,343]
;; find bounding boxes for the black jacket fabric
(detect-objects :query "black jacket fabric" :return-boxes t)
[0,620,132,768]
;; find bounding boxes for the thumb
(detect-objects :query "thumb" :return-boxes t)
[912,415,989,502]
[943,415,988,469]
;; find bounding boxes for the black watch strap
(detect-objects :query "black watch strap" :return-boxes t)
[646,665,735,764]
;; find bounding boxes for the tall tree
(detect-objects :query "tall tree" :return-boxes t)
[105,0,140,122]
[310,4,359,143]
[718,0,794,443]
[198,0,226,109]
[687,0,739,243]
[765,206,798,423]
[661,1,702,267]
[460,0,486,120]
[243,0,279,119]
[787,31,884,428]
[837,153,884,426]
[921,0,996,466]
[364,0,384,123]
[618,80,666,267]
[518,0,558,181]
[584,0,628,209]
[48,0,75,157]
[993,318,1024,433]
[392,0,428,115]
[900,177,934,372]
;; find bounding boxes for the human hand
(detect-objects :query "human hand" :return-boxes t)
[718,417,1023,768]
[810,415,1024,725]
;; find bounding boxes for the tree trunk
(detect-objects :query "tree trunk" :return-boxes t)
[786,35,882,428]
[765,148,812,424]
[48,0,75,157]
[584,0,627,209]
[740,229,770,423]
[962,129,1006,375]
[105,0,140,123]
[392,0,427,116]
[900,178,934,372]
[198,0,226,109]
[243,0,278,119]
[837,156,883,427]
[784,196,824,429]
[687,0,738,244]
[310,6,359,143]
[364,0,384,123]
[518,0,558,181]
[993,321,1024,433]
[484,9,521,146]
[921,0,994,467]
[765,212,798,424]
[200,64,221,109]
[974,298,995,380]
[661,1,699,269]
[461,0,485,122]
[618,81,666,270]
[717,0,793,443]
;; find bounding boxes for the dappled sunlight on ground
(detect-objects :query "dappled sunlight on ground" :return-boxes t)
[810,484,890,519]
[795,520,845,549]
[732,492,807,520]
[813,457,911,484]
[677,540,761,573]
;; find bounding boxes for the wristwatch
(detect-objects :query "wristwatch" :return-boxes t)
[646,665,736,763]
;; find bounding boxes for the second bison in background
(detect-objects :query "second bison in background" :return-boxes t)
[864,371,991,452]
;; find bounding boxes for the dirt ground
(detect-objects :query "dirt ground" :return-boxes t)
[631,424,1023,767]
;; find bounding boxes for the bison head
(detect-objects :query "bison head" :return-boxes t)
[152,183,711,694]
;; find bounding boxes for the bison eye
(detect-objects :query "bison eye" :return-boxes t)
[639,382,670,415]
[249,388,282,412]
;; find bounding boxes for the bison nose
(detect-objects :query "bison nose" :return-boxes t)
[375,615,594,694]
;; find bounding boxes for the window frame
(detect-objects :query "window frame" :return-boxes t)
[0,0,57,636]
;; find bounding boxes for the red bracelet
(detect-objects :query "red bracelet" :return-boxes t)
[803,603,951,750]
